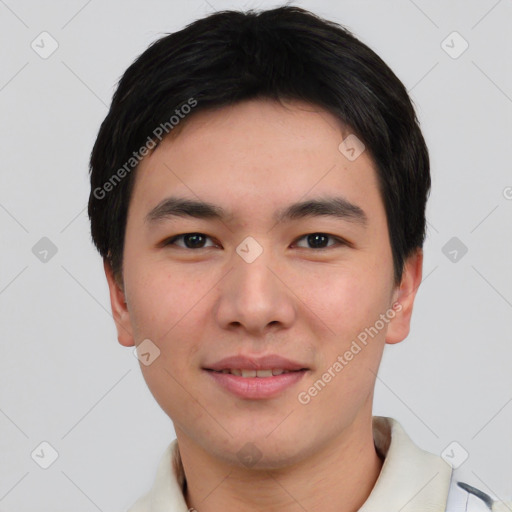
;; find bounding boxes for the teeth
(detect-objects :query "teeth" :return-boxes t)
[255,369,272,377]
[216,369,294,377]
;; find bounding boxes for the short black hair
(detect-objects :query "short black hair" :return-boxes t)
[88,5,430,286]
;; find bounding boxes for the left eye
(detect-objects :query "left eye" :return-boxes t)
[293,233,345,249]
[163,232,345,250]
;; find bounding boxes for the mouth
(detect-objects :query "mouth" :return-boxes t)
[203,368,308,399]
[205,368,306,377]
[202,354,310,399]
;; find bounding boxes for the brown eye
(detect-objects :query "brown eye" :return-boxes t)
[164,233,216,249]
[294,233,345,249]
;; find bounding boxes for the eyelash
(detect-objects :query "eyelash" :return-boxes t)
[162,232,349,250]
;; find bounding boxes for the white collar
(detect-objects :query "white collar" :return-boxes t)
[128,416,453,511]
[360,416,452,511]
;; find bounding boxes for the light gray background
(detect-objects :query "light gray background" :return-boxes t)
[1,0,511,510]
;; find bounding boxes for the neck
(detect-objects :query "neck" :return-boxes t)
[176,412,384,512]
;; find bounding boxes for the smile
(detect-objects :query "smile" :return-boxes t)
[204,368,307,399]
[210,368,299,377]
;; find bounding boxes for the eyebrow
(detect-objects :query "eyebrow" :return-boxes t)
[145,196,367,227]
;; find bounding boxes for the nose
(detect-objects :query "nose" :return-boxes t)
[214,243,296,336]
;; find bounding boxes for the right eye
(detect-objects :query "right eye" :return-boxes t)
[162,233,218,249]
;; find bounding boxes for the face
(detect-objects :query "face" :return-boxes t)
[106,98,422,469]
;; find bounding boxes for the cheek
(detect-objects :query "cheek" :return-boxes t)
[127,265,207,422]
[300,273,389,416]
[298,263,392,343]
[125,258,207,364]
[125,260,196,341]
[296,264,392,411]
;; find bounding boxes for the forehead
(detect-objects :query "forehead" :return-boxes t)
[159,98,350,156]
[129,98,384,228]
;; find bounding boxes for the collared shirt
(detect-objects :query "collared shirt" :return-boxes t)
[126,416,506,512]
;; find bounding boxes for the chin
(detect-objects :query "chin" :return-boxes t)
[212,432,309,471]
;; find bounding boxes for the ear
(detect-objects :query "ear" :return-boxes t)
[385,248,423,345]
[103,259,135,347]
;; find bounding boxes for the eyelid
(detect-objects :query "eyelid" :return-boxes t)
[292,233,351,249]
[162,233,219,249]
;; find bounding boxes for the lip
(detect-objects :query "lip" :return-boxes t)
[203,354,309,400]
[204,368,307,399]
[203,354,308,372]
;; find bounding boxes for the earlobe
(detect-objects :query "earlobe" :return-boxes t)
[385,249,423,345]
[103,259,135,347]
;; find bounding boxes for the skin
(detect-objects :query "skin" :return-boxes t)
[105,98,423,512]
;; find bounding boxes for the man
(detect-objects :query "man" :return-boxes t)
[87,6,511,512]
